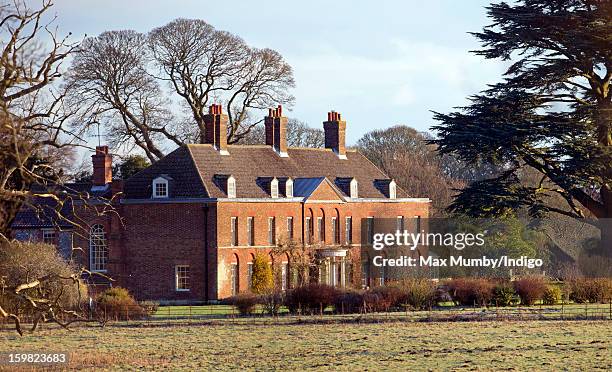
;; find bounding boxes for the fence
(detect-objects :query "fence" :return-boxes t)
[2,300,611,331]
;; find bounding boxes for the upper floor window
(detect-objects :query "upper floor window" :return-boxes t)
[287,216,294,240]
[231,217,238,246]
[42,229,56,245]
[317,217,325,242]
[152,177,169,198]
[268,217,276,245]
[350,178,358,198]
[397,216,405,232]
[345,216,353,244]
[227,176,236,198]
[331,217,339,244]
[90,224,108,272]
[286,178,294,198]
[271,178,279,198]
[389,180,397,199]
[305,217,312,245]
[366,217,374,245]
[247,217,254,246]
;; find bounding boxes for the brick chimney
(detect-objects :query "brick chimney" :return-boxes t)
[92,145,112,186]
[203,104,229,155]
[323,111,346,159]
[264,105,288,157]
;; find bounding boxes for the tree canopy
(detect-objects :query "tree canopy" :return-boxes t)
[432,0,611,228]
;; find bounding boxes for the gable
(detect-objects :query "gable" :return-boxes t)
[305,179,345,202]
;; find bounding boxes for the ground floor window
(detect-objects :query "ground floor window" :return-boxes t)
[231,263,239,295]
[247,262,253,289]
[281,262,288,291]
[175,265,190,291]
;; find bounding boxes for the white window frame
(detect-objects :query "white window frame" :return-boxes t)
[366,216,374,245]
[247,262,253,289]
[350,178,358,198]
[152,177,169,198]
[268,217,276,245]
[331,217,338,244]
[389,180,397,199]
[175,265,190,292]
[227,176,236,198]
[345,216,352,244]
[231,217,238,246]
[281,262,288,291]
[287,216,294,240]
[247,217,254,246]
[286,178,293,198]
[317,217,324,242]
[42,229,56,245]
[305,217,312,245]
[270,178,279,198]
[89,224,108,272]
[230,263,239,295]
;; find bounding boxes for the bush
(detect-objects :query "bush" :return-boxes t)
[570,278,612,304]
[447,278,494,306]
[96,287,147,320]
[333,289,364,314]
[514,277,547,306]
[139,300,159,317]
[492,282,516,306]
[260,290,284,316]
[396,279,437,310]
[542,285,562,305]
[0,241,87,318]
[231,293,258,315]
[251,254,273,294]
[363,286,402,312]
[285,284,336,314]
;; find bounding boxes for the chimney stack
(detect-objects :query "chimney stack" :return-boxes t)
[264,105,288,157]
[92,146,112,186]
[203,104,229,155]
[323,111,346,159]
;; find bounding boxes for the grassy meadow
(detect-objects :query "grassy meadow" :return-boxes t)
[0,320,610,371]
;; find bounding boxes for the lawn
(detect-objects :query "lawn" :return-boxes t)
[0,320,610,371]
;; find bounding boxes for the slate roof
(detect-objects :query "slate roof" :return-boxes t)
[124,144,408,199]
[12,182,112,229]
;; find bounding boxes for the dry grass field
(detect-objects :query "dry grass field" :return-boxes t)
[0,320,610,371]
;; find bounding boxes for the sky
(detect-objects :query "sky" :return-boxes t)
[46,0,506,147]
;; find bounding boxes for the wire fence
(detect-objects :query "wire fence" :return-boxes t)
[2,299,611,331]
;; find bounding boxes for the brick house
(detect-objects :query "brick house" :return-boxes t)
[13,106,430,303]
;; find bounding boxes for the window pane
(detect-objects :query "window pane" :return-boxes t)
[90,224,108,272]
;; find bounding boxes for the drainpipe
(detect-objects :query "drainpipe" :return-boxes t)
[203,204,209,302]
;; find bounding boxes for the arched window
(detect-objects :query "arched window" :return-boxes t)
[227,176,236,198]
[286,178,294,198]
[270,177,279,198]
[350,178,358,198]
[90,224,108,272]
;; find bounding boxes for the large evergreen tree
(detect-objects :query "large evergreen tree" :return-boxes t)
[432,0,611,255]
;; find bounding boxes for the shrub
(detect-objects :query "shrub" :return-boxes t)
[363,286,402,312]
[96,287,147,320]
[542,285,562,305]
[333,289,364,314]
[492,282,516,306]
[250,254,273,294]
[396,279,437,310]
[260,290,284,316]
[447,278,494,306]
[231,293,258,315]
[285,284,336,314]
[514,277,547,306]
[570,278,612,304]
[0,241,88,318]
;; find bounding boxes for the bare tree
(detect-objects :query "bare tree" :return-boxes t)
[148,18,295,144]
[239,118,324,148]
[0,0,114,334]
[66,30,181,162]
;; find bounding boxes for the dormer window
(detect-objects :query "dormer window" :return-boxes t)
[227,176,236,198]
[286,178,293,198]
[152,177,169,198]
[389,180,397,199]
[271,177,279,198]
[350,178,358,198]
